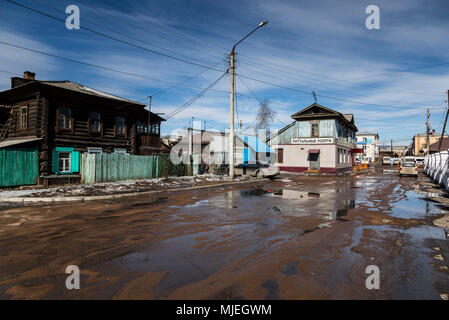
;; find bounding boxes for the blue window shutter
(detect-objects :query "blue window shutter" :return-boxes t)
[52,151,58,173]
[71,151,79,173]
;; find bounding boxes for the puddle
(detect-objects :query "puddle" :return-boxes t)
[388,190,446,219]
[262,279,280,299]
[280,260,299,276]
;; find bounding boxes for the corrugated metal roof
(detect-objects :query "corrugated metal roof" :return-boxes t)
[0,137,42,148]
[39,81,145,106]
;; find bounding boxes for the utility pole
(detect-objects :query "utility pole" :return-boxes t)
[438,90,449,152]
[426,108,430,155]
[229,21,268,179]
[189,116,195,156]
[147,96,152,136]
[229,49,236,179]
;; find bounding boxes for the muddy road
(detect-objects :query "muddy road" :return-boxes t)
[0,168,448,299]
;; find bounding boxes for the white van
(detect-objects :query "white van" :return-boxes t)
[382,157,391,165]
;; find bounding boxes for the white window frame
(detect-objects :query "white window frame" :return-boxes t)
[114,148,127,154]
[58,151,71,173]
[87,147,103,154]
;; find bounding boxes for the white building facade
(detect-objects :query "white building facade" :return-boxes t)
[355,132,379,162]
[267,103,358,174]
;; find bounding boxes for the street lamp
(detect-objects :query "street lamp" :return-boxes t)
[229,20,268,179]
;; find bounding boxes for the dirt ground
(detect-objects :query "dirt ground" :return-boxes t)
[0,166,448,300]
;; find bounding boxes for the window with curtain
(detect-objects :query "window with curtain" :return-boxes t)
[297,121,311,138]
[58,107,71,129]
[89,112,101,133]
[319,120,335,137]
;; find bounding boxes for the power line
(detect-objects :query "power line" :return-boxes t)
[237,73,441,110]
[165,71,228,119]
[4,0,227,72]
[0,40,232,94]
[150,60,226,97]
[30,0,222,67]
[3,0,446,111]
[237,75,287,125]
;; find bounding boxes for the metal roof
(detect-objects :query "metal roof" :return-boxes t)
[0,137,42,148]
[39,81,145,106]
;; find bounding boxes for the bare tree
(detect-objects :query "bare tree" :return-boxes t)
[255,99,276,130]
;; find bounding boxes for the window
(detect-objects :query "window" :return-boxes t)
[276,148,284,164]
[87,147,103,154]
[58,107,72,130]
[20,106,27,129]
[311,123,319,137]
[114,148,127,154]
[150,123,160,135]
[115,116,125,136]
[89,112,101,133]
[58,152,71,173]
[137,121,148,134]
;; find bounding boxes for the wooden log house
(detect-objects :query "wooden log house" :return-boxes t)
[0,71,166,185]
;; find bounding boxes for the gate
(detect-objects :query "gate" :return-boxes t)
[0,147,39,187]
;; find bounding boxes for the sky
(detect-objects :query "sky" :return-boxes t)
[0,0,448,145]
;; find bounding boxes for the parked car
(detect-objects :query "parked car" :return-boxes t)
[382,157,391,165]
[234,161,280,178]
[415,157,425,168]
[399,161,418,177]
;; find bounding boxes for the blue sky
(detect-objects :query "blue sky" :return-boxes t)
[0,0,448,145]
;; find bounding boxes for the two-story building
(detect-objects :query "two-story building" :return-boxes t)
[267,103,358,174]
[355,132,379,162]
[0,71,165,184]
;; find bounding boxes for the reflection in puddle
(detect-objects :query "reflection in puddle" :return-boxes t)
[185,188,355,229]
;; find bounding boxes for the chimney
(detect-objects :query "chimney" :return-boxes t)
[11,71,36,88]
[23,71,35,80]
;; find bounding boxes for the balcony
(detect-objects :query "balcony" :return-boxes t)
[139,134,160,147]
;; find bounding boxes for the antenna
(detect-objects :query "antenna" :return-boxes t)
[312,91,317,104]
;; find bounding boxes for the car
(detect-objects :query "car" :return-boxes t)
[382,157,391,165]
[399,161,418,177]
[402,156,415,164]
[234,161,280,178]
[415,157,425,168]
[392,158,401,165]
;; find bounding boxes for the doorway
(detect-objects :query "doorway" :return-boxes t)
[308,152,320,170]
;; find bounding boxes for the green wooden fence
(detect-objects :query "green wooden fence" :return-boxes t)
[81,153,194,184]
[0,148,39,187]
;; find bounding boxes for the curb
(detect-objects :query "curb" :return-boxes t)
[0,178,262,204]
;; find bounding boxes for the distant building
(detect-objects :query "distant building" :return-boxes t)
[355,132,379,162]
[172,130,275,167]
[429,137,449,154]
[267,103,358,174]
[412,132,448,155]
[379,145,410,158]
